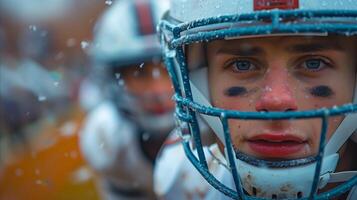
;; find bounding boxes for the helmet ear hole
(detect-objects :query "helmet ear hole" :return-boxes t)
[297,191,303,198]
[252,187,257,196]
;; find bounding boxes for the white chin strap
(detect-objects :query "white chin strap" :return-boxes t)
[187,67,357,198]
[233,149,339,198]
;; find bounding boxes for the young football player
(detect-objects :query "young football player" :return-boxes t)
[154,0,357,199]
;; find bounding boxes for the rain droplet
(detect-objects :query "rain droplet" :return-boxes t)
[139,63,144,69]
[152,68,161,79]
[38,95,47,102]
[181,134,191,142]
[115,73,121,79]
[264,86,272,92]
[105,0,112,5]
[118,79,125,86]
[81,41,90,50]
[166,50,176,58]
[142,132,150,141]
[15,168,24,176]
[66,38,77,47]
[29,25,37,31]
[60,121,76,137]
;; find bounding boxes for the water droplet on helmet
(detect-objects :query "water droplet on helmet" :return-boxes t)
[105,0,112,5]
[142,132,150,141]
[38,95,47,101]
[115,73,121,79]
[166,50,176,58]
[29,25,37,31]
[81,41,90,50]
[118,79,125,86]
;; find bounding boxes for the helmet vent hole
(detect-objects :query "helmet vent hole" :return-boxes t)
[252,187,257,196]
[297,192,303,198]
[272,194,277,199]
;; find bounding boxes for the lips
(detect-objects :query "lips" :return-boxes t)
[146,105,171,115]
[247,133,307,158]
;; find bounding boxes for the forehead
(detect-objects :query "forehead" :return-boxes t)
[208,35,356,53]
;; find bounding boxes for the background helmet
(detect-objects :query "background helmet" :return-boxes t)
[91,0,173,133]
[160,0,357,199]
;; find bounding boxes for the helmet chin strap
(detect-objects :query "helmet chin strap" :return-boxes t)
[187,67,356,198]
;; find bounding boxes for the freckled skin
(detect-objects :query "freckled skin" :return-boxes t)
[206,36,356,160]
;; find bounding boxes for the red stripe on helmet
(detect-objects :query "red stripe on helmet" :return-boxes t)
[134,0,155,35]
[254,0,299,11]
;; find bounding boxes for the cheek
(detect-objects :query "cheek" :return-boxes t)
[326,116,345,140]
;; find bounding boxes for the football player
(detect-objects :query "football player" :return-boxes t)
[79,0,174,199]
[154,0,357,199]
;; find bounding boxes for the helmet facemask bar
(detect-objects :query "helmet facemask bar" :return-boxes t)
[160,9,357,200]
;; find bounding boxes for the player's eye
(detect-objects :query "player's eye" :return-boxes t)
[228,60,257,73]
[301,58,330,72]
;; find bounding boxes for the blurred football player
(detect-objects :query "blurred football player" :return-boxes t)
[79,0,175,199]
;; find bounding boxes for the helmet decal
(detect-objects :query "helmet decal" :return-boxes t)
[133,0,156,36]
[254,0,299,11]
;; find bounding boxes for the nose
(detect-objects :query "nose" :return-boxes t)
[255,69,298,112]
[148,73,173,96]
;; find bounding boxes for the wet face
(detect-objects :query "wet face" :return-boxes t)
[207,36,356,160]
[119,61,175,116]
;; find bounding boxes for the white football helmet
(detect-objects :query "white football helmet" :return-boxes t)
[91,0,174,133]
[160,0,357,199]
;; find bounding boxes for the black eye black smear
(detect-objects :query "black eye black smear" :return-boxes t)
[309,85,334,97]
[224,86,248,97]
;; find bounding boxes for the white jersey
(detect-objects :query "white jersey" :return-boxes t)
[154,133,357,200]
[154,132,235,200]
[80,101,155,199]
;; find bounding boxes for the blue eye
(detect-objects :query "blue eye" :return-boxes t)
[231,60,256,72]
[303,59,327,71]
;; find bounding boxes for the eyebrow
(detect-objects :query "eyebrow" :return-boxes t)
[216,46,265,56]
[286,42,345,53]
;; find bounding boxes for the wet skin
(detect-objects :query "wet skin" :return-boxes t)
[207,36,356,160]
